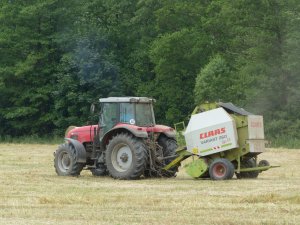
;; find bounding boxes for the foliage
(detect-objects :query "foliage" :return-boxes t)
[194,55,235,104]
[0,0,299,147]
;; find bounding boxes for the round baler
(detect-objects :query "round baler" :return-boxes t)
[164,102,278,180]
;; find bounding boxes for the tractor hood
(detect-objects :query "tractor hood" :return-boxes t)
[65,125,98,143]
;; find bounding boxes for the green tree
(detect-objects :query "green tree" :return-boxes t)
[52,0,121,133]
[194,55,236,104]
[225,0,300,139]
[0,0,60,136]
[0,0,299,145]
[147,1,212,124]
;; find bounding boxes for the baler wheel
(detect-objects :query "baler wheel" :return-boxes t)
[54,143,84,176]
[209,158,234,180]
[258,160,270,167]
[236,158,259,179]
[106,133,147,180]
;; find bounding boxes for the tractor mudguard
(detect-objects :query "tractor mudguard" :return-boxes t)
[64,138,87,163]
[104,126,148,139]
[101,126,148,148]
[162,130,176,139]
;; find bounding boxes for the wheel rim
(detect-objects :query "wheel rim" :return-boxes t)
[58,151,71,172]
[213,163,227,178]
[111,143,133,172]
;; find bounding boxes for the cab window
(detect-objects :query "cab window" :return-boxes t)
[120,103,135,124]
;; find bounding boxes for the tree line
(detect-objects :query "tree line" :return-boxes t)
[0,0,299,144]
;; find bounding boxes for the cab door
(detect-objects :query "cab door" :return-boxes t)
[100,103,119,137]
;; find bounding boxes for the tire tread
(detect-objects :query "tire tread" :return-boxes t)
[54,143,84,176]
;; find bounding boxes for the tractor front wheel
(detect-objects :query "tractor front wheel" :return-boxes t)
[54,143,84,176]
[105,133,147,180]
[209,158,234,180]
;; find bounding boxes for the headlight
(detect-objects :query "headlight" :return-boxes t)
[70,133,78,140]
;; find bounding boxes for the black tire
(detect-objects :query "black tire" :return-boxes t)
[91,163,107,176]
[54,143,84,176]
[157,136,178,177]
[258,160,270,167]
[105,133,147,180]
[199,171,210,179]
[209,158,235,180]
[236,158,259,179]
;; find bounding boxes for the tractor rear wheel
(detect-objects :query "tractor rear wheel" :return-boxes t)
[236,158,259,179]
[157,136,178,177]
[54,143,84,176]
[209,158,234,180]
[105,133,147,180]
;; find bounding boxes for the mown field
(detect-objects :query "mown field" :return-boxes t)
[0,144,299,225]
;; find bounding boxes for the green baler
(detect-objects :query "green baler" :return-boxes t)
[164,102,278,180]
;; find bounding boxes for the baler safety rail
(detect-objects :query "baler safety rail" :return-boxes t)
[162,147,280,179]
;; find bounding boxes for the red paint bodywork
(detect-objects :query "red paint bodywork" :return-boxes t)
[66,125,98,143]
[66,124,175,144]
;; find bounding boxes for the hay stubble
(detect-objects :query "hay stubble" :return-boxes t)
[0,144,299,225]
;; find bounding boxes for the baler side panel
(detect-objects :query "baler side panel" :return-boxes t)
[184,108,239,156]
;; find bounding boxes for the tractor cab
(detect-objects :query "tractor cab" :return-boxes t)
[99,97,156,136]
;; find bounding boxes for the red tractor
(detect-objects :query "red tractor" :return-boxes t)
[54,97,178,179]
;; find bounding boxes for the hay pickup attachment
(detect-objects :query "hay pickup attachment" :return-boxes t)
[164,102,279,180]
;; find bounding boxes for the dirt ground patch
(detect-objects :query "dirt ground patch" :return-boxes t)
[0,144,299,225]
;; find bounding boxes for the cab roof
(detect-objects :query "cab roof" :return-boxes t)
[99,97,155,103]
